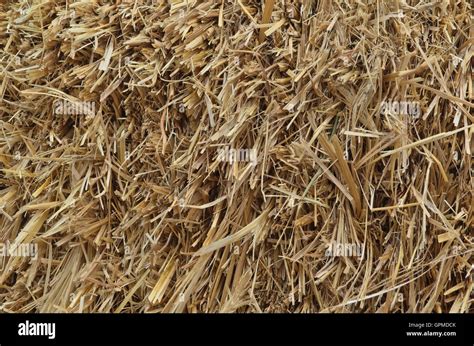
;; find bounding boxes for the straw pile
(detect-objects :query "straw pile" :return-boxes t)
[0,0,472,313]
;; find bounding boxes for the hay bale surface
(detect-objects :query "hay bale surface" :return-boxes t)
[0,0,472,312]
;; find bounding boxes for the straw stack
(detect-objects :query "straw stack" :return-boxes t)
[0,0,472,313]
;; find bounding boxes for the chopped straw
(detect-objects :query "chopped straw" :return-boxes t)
[0,0,472,313]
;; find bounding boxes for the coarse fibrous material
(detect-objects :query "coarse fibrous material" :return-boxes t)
[0,0,472,313]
